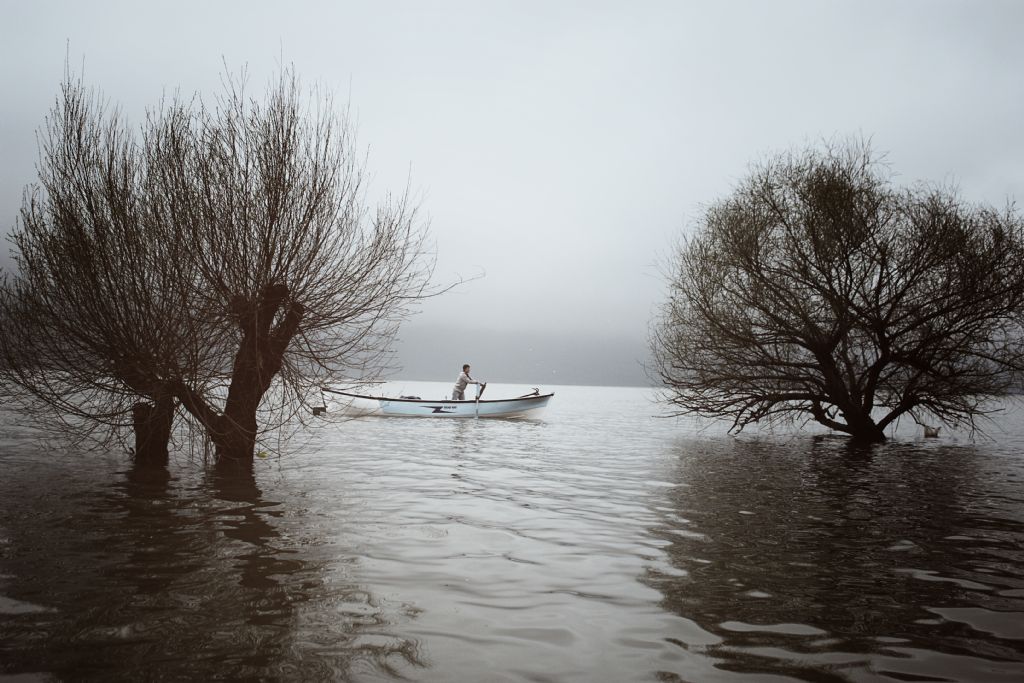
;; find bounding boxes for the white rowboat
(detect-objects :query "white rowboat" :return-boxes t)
[322,388,554,419]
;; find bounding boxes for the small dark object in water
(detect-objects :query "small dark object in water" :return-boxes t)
[399,395,421,400]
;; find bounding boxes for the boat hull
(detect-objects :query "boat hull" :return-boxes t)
[324,390,553,418]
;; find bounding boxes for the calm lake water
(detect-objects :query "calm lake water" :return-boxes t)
[2,383,1024,682]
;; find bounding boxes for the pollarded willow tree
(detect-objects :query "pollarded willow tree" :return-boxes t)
[0,80,200,462]
[0,68,435,469]
[652,141,1024,443]
[151,71,436,469]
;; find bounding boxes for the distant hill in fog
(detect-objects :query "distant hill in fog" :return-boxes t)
[393,324,652,387]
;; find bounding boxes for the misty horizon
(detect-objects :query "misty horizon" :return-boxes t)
[2,1,1023,387]
[392,323,652,388]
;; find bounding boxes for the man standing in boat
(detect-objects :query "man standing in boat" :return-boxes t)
[452,364,485,400]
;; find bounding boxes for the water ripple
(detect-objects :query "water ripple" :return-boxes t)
[2,387,1024,681]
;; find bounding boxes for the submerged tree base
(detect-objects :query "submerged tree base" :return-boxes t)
[131,399,175,467]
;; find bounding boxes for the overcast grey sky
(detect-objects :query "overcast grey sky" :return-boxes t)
[2,0,1023,385]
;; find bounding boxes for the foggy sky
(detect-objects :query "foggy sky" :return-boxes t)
[2,0,1023,386]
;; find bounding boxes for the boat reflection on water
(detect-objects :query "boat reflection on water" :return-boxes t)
[643,435,1024,681]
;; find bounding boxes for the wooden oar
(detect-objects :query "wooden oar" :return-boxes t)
[475,381,487,418]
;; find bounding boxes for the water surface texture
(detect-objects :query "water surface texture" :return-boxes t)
[2,384,1024,681]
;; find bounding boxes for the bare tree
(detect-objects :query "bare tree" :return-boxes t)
[160,70,435,469]
[0,68,435,469]
[652,141,1024,443]
[0,79,196,464]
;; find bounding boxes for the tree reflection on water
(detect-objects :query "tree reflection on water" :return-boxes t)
[0,455,424,681]
[644,435,1024,681]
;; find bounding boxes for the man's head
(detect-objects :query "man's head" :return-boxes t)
[463,364,471,372]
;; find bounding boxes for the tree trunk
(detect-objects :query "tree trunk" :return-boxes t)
[214,434,258,474]
[844,413,887,444]
[214,322,268,470]
[214,394,260,471]
[160,284,306,473]
[131,396,175,466]
[212,283,304,471]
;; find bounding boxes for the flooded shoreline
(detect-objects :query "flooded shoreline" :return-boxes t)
[3,386,1024,681]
